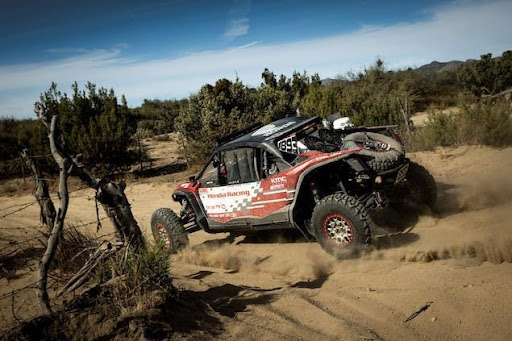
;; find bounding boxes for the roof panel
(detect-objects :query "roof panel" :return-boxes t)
[219,116,320,151]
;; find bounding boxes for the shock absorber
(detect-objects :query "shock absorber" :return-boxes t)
[309,180,320,203]
[180,199,199,232]
[179,199,189,218]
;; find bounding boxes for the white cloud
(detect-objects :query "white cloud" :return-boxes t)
[1,0,511,119]
[224,17,250,40]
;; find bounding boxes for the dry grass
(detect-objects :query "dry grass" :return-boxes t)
[94,240,173,316]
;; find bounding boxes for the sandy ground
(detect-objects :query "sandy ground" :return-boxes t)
[1,144,512,340]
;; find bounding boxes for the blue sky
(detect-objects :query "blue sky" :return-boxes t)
[1,0,511,119]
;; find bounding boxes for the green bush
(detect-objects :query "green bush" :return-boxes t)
[412,99,512,150]
[0,118,52,179]
[412,111,458,150]
[39,82,136,170]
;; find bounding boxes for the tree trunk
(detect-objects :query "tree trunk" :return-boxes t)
[71,163,145,251]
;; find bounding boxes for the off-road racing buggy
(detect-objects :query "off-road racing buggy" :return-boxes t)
[151,115,436,256]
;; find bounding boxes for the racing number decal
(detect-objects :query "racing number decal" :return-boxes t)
[277,135,298,154]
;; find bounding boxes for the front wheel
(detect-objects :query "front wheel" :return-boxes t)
[151,208,189,253]
[311,193,371,257]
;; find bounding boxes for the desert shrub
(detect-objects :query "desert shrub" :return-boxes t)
[457,51,512,97]
[175,79,257,161]
[412,111,458,150]
[134,127,153,140]
[412,99,512,150]
[457,101,512,146]
[95,241,172,315]
[38,82,136,170]
[134,99,187,133]
[137,119,173,136]
[0,118,53,179]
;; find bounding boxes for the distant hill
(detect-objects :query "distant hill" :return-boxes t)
[320,58,478,84]
[320,78,338,86]
[417,59,476,73]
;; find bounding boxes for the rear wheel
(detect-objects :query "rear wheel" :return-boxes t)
[311,193,371,257]
[389,162,437,209]
[151,208,189,253]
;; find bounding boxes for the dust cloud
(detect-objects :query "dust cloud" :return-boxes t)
[176,243,334,280]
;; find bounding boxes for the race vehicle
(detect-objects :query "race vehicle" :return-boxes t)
[151,115,436,256]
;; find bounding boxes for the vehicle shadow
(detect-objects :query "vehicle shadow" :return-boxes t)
[193,283,281,318]
[373,232,420,249]
[236,229,310,245]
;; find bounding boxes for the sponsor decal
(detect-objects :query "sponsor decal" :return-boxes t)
[206,190,250,199]
[251,122,295,137]
[209,212,237,218]
[270,183,285,190]
[270,176,287,184]
[205,204,226,210]
[199,181,261,214]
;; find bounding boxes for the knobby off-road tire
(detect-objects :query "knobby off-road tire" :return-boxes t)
[311,193,371,257]
[151,208,189,253]
[342,132,404,172]
[389,161,437,209]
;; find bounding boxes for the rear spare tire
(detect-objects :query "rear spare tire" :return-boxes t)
[311,193,371,257]
[342,132,404,172]
[151,208,189,253]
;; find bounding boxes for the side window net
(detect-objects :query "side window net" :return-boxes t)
[221,148,259,185]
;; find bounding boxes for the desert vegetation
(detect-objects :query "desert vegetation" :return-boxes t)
[1,50,511,177]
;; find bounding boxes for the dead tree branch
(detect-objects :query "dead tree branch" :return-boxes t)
[33,99,145,309]
[404,301,433,322]
[58,242,115,296]
[35,106,72,315]
[21,148,56,231]
[69,157,144,250]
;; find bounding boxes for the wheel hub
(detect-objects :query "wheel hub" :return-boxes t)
[155,223,172,250]
[323,214,354,246]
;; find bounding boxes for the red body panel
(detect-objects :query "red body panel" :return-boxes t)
[175,148,360,223]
